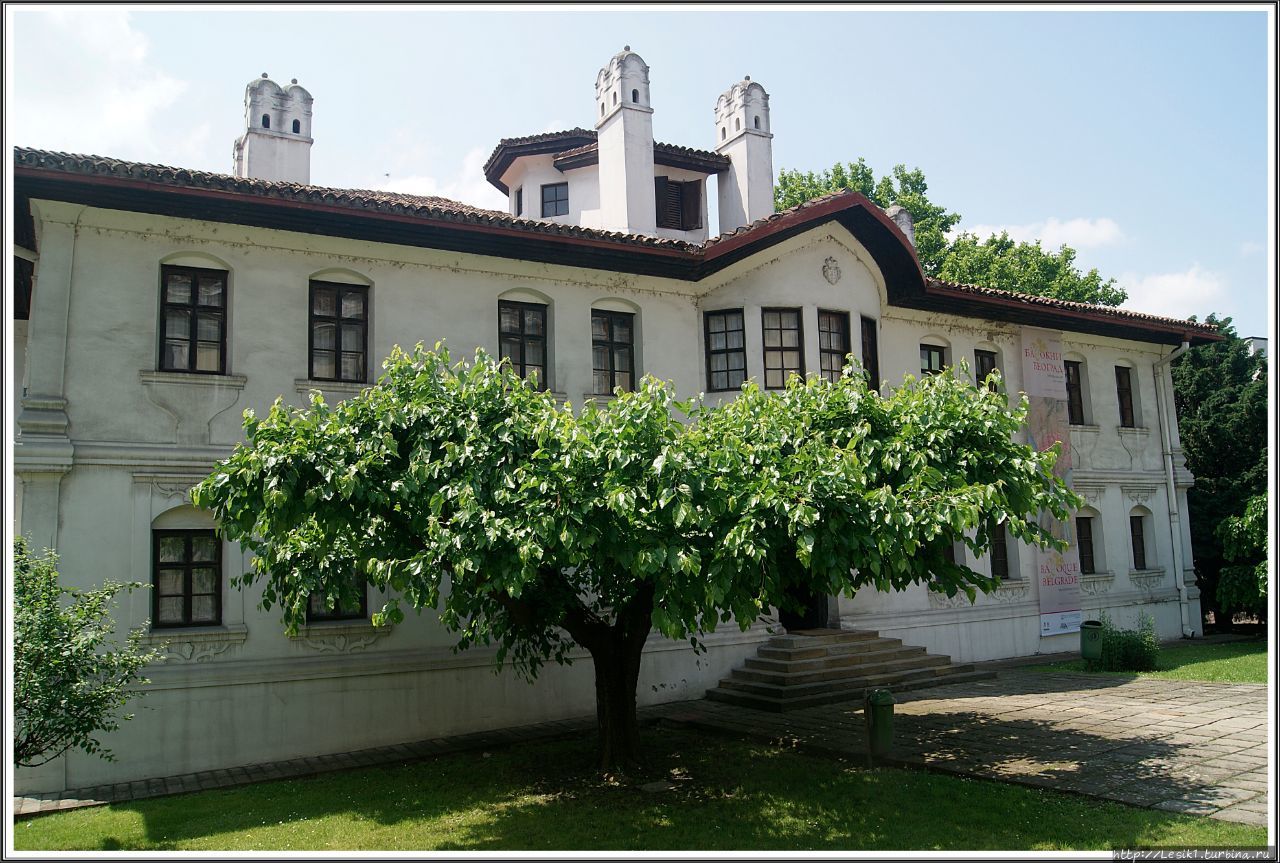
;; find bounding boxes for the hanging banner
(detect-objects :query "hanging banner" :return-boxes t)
[1020,328,1082,636]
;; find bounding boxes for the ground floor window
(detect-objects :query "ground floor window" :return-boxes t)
[306,571,368,623]
[152,530,221,627]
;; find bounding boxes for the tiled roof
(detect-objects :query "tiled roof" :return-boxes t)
[923,276,1221,335]
[13,147,700,251]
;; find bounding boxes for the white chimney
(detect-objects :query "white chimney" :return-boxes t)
[594,47,656,235]
[233,74,314,184]
[714,76,774,233]
[885,204,915,247]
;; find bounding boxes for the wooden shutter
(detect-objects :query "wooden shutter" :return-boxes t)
[654,176,670,227]
[681,181,701,230]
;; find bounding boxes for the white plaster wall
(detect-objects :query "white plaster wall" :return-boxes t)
[236,131,311,185]
[12,318,27,432]
[597,106,656,235]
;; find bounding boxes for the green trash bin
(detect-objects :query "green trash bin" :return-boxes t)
[863,688,895,761]
[1080,620,1104,663]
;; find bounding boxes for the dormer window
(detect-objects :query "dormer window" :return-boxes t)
[654,177,701,231]
[541,182,569,217]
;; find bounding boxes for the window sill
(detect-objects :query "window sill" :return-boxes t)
[287,620,388,639]
[143,623,248,643]
[582,392,620,405]
[1069,423,1101,432]
[140,370,247,389]
[294,378,372,400]
[1117,426,1151,435]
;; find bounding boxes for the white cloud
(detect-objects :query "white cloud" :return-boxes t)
[365,146,509,212]
[1239,240,1264,257]
[8,9,188,161]
[1118,264,1227,321]
[953,216,1126,250]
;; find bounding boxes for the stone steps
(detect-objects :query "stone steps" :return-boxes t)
[705,626,996,712]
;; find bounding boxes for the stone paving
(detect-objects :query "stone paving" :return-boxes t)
[15,667,1270,830]
[662,668,1271,827]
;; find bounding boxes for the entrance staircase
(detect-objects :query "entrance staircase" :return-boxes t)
[706,628,996,712]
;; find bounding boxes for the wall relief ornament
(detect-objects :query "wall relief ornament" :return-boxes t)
[822,256,842,285]
[297,625,391,654]
[1079,573,1114,597]
[927,589,976,610]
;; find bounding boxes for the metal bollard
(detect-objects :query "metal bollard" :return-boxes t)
[863,687,895,763]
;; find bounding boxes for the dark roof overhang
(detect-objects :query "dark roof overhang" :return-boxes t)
[553,141,730,176]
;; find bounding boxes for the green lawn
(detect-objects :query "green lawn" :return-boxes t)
[15,727,1267,851]
[1032,638,1269,684]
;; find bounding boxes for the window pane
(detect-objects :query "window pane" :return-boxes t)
[766,370,783,389]
[710,332,727,351]
[165,310,191,340]
[525,341,544,368]
[728,312,743,330]
[524,309,545,336]
[497,305,520,334]
[499,338,522,364]
[157,569,183,596]
[163,341,189,370]
[591,314,608,339]
[783,351,801,370]
[197,276,224,307]
[165,273,193,304]
[711,354,727,372]
[158,597,185,623]
[196,313,222,343]
[313,287,337,316]
[340,291,365,319]
[196,342,221,372]
[728,352,746,371]
[763,329,781,348]
[341,353,364,381]
[819,331,832,351]
[728,369,745,388]
[708,314,725,334]
[615,371,632,392]
[190,595,217,622]
[780,311,799,329]
[711,371,728,390]
[192,568,218,595]
[159,536,186,563]
[726,331,744,350]
[191,536,218,562]
[313,322,336,351]
[614,348,631,372]
[613,318,631,344]
[593,346,609,371]
[341,324,364,353]
[763,311,780,329]
[524,365,543,385]
[312,351,336,379]
[781,328,799,348]
[594,371,611,394]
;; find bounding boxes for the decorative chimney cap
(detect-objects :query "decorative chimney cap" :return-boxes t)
[291,78,298,84]
[261,72,269,78]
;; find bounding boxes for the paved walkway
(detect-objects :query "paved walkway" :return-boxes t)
[16,667,1270,829]
[664,668,1270,827]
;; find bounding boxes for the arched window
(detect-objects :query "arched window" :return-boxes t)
[1075,506,1105,574]
[261,114,270,129]
[152,506,222,628]
[754,116,761,129]
[612,92,618,105]
[632,89,639,103]
[735,118,741,131]
[292,119,301,134]
[1064,353,1093,425]
[720,127,726,140]
[1128,506,1155,571]
[601,102,606,117]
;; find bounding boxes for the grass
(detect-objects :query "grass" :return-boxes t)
[1031,638,1269,684]
[15,727,1267,851]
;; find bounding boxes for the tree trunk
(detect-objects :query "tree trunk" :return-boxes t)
[588,635,645,771]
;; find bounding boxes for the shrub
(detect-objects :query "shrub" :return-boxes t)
[1094,612,1160,672]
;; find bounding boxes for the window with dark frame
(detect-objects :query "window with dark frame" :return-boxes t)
[817,310,851,384]
[1077,516,1096,575]
[704,309,746,391]
[860,316,880,388]
[152,530,221,628]
[653,177,702,230]
[498,300,548,389]
[1065,360,1085,425]
[159,265,227,374]
[292,119,301,134]
[974,349,999,391]
[990,524,1010,579]
[541,182,569,217]
[306,570,369,623]
[920,344,946,376]
[1130,514,1148,570]
[1115,366,1136,427]
[309,282,368,383]
[515,188,523,217]
[762,308,804,389]
[591,310,635,395]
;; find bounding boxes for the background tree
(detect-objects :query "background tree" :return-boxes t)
[14,538,159,768]
[1170,315,1268,627]
[193,346,1077,770]
[1214,494,1268,623]
[774,160,1126,306]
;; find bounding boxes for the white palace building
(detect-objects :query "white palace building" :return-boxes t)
[11,48,1218,794]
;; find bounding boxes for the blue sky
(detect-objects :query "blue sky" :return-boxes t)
[6,6,1273,334]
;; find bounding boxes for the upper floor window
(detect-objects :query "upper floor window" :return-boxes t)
[499,300,547,389]
[592,310,635,395]
[1115,365,1136,427]
[541,183,569,217]
[654,177,701,230]
[920,344,946,376]
[307,570,368,623]
[704,309,746,392]
[989,523,1010,579]
[1130,512,1149,570]
[1064,360,1086,425]
[1077,515,1097,575]
[153,529,221,628]
[817,310,850,384]
[261,114,270,129]
[159,265,227,374]
[515,187,523,217]
[310,282,368,383]
[860,316,880,389]
[974,349,999,391]
[292,119,301,134]
[762,308,804,389]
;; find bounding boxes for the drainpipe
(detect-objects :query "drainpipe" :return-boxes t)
[1152,340,1193,637]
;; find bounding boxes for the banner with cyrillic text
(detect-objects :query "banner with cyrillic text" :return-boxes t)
[1021,328,1082,636]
